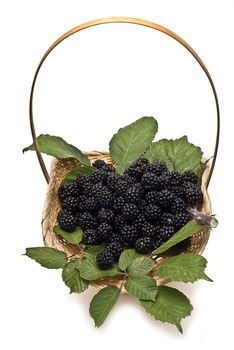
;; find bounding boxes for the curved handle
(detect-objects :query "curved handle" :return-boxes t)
[29,17,220,187]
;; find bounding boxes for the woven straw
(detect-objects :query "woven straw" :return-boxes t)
[41,153,211,290]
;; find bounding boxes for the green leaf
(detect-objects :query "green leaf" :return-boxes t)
[89,285,120,327]
[145,136,203,177]
[125,275,158,301]
[24,247,68,269]
[85,245,104,258]
[140,286,193,333]
[62,259,89,294]
[153,220,203,255]
[23,134,90,166]
[54,225,83,245]
[128,256,154,276]
[118,249,142,271]
[109,117,158,174]
[62,166,95,184]
[157,253,212,283]
[79,255,119,280]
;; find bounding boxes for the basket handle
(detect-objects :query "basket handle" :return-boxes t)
[29,17,220,187]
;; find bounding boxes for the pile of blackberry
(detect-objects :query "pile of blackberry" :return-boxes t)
[57,158,203,269]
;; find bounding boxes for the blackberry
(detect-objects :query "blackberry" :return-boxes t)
[93,159,106,169]
[107,232,123,244]
[147,160,167,175]
[113,196,126,213]
[74,212,81,226]
[142,222,160,239]
[168,171,183,186]
[120,225,139,246]
[173,212,191,229]
[96,188,114,208]
[96,223,112,240]
[145,191,158,205]
[61,196,79,212]
[155,174,170,190]
[97,208,114,224]
[57,210,77,232]
[157,189,175,209]
[171,186,184,199]
[135,237,152,254]
[182,171,198,184]
[76,195,87,212]
[83,197,99,213]
[125,185,141,204]
[145,204,161,222]
[170,198,186,213]
[134,213,147,230]
[115,179,129,196]
[79,212,98,230]
[106,241,124,260]
[160,225,175,242]
[152,236,164,250]
[96,250,115,269]
[124,158,149,176]
[58,181,79,201]
[90,170,106,184]
[122,203,139,221]
[161,213,175,226]
[141,173,158,191]
[132,157,150,168]
[114,215,125,232]
[121,174,137,185]
[76,174,90,190]
[82,229,101,245]
[104,172,119,190]
[184,187,203,207]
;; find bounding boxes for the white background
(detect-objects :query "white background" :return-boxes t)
[1,0,233,349]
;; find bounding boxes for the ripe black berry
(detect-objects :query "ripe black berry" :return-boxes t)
[106,241,124,260]
[135,237,152,254]
[93,159,106,169]
[144,204,161,222]
[147,160,167,175]
[122,203,139,221]
[115,179,129,196]
[120,225,139,246]
[161,213,175,226]
[96,223,112,240]
[57,210,77,232]
[82,229,101,245]
[114,215,125,232]
[58,181,80,201]
[79,212,98,230]
[113,196,126,213]
[141,173,158,191]
[170,197,186,213]
[96,250,115,269]
[134,213,147,230]
[96,188,114,208]
[83,197,99,213]
[97,208,114,224]
[142,222,160,238]
[173,212,191,229]
[160,225,175,242]
[157,189,175,209]
[145,191,158,205]
[182,171,198,184]
[168,171,183,186]
[184,187,203,207]
[61,196,79,212]
[125,184,141,204]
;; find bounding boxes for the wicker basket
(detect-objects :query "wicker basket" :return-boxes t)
[29,17,220,291]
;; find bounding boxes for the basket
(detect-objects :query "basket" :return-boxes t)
[29,17,220,290]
